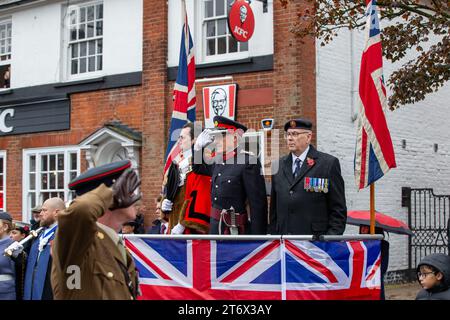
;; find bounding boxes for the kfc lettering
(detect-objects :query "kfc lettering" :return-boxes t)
[228,0,255,42]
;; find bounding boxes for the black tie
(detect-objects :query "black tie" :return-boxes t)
[293,158,301,178]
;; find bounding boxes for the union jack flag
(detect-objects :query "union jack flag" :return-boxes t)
[164,0,196,175]
[124,237,381,300]
[354,0,396,190]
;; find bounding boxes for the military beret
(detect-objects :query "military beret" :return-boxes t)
[284,119,313,131]
[13,223,30,235]
[0,211,12,222]
[69,160,132,196]
[213,116,248,132]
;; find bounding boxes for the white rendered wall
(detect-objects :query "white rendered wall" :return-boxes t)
[3,0,142,89]
[167,0,273,67]
[316,28,450,272]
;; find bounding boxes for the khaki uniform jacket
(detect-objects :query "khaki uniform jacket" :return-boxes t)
[51,184,139,300]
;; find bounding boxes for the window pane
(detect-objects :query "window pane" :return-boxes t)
[58,154,64,170]
[97,39,103,54]
[42,192,50,202]
[57,172,64,189]
[80,57,87,73]
[88,56,95,72]
[80,42,87,57]
[79,24,86,40]
[229,35,237,53]
[87,22,94,38]
[0,159,3,172]
[70,171,77,181]
[87,6,95,22]
[218,19,226,36]
[29,193,36,209]
[206,21,215,37]
[71,43,78,58]
[70,9,76,25]
[41,155,48,171]
[30,173,35,190]
[207,39,215,56]
[88,41,96,55]
[30,156,36,172]
[205,0,213,18]
[80,7,86,23]
[216,0,225,16]
[96,21,103,36]
[217,37,226,54]
[70,27,77,41]
[41,174,48,189]
[49,173,56,189]
[49,155,56,171]
[71,59,78,75]
[70,153,77,170]
[97,55,102,70]
[96,4,103,19]
[240,41,248,52]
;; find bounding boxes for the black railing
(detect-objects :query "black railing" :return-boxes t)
[402,187,449,280]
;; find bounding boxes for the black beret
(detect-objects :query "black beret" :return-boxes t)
[0,211,12,222]
[69,160,132,196]
[213,116,247,132]
[284,119,313,131]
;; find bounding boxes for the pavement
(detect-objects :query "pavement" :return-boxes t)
[385,282,421,300]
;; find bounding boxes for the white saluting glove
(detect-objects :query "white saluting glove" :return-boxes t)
[171,223,185,235]
[5,241,24,258]
[161,199,173,212]
[194,129,214,152]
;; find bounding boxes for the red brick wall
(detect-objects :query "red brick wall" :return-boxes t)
[0,0,317,227]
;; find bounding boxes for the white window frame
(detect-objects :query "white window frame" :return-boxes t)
[197,0,249,64]
[0,150,6,211]
[63,0,104,81]
[242,130,265,174]
[0,17,11,63]
[22,146,80,222]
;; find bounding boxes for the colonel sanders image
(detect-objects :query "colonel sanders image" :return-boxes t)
[240,5,248,24]
[211,88,227,116]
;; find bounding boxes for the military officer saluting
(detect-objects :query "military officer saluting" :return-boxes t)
[269,119,347,236]
[51,160,141,300]
[193,116,268,235]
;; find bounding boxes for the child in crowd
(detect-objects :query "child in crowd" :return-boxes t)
[416,253,450,300]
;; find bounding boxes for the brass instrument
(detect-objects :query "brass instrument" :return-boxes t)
[4,227,44,257]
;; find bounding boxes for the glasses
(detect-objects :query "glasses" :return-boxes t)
[417,271,436,279]
[284,131,310,138]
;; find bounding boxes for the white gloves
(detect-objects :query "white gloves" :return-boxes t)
[4,241,24,258]
[161,199,173,212]
[194,129,214,152]
[171,223,185,235]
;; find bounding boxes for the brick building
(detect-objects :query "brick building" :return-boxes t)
[0,0,315,227]
[1,0,448,279]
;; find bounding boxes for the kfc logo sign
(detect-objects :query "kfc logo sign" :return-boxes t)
[203,84,237,128]
[228,0,255,42]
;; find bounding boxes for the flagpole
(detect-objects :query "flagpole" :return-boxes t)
[370,183,375,234]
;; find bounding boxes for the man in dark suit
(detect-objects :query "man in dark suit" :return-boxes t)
[193,116,267,235]
[269,119,347,236]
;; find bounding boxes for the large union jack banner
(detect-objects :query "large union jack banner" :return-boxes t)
[354,0,396,190]
[124,237,381,300]
[164,0,196,175]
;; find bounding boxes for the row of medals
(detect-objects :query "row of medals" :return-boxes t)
[304,177,329,193]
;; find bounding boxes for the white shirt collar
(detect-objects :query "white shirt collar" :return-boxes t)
[291,145,310,163]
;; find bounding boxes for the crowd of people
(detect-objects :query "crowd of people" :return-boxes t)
[0,116,448,300]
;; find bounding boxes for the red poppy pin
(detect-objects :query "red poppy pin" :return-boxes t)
[306,157,315,167]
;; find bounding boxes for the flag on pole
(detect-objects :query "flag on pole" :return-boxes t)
[163,0,196,175]
[354,0,396,190]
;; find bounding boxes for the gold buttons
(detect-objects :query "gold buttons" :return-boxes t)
[97,231,104,240]
[107,272,114,278]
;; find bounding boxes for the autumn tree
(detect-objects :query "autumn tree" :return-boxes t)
[280,0,449,110]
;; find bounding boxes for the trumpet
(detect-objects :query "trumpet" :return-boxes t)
[4,227,44,257]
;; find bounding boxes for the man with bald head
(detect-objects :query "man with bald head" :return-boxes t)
[23,197,65,300]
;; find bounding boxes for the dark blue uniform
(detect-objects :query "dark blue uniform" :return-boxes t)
[193,149,268,235]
